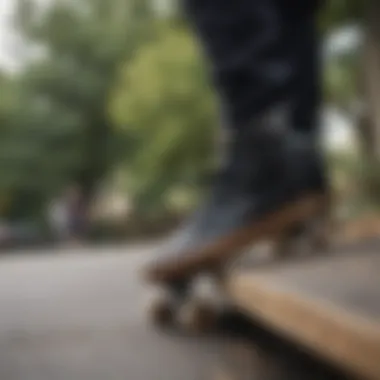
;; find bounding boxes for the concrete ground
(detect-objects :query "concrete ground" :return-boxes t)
[0,243,357,380]
[0,244,220,380]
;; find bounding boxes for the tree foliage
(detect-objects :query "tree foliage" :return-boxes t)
[320,0,364,33]
[0,0,155,219]
[110,21,217,214]
[0,0,378,223]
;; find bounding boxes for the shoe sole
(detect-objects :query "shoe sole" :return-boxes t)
[144,193,328,283]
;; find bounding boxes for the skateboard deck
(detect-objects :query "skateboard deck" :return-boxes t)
[144,194,326,284]
[225,245,380,380]
[144,194,330,332]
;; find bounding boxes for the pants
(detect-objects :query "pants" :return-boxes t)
[182,0,323,132]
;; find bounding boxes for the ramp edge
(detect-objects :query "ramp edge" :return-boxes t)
[226,275,380,380]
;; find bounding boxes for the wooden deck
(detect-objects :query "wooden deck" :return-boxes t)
[225,248,380,380]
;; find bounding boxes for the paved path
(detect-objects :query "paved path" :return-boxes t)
[0,244,219,380]
[0,243,361,380]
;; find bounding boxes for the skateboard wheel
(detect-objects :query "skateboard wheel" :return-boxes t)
[179,300,217,333]
[274,214,332,259]
[149,297,175,328]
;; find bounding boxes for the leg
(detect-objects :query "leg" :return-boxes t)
[150,278,218,333]
[149,279,190,328]
[291,17,333,252]
[273,3,332,257]
[288,3,322,135]
[145,0,328,288]
[182,0,296,128]
[210,0,329,258]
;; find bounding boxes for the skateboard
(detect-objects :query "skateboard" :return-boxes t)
[144,194,332,333]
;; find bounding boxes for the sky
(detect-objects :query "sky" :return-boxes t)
[0,0,360,152]
[0,0,16,69]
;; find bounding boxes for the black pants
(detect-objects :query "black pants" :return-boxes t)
[182,0,323,132]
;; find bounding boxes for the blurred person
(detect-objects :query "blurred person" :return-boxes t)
[49,185,88,245]
[66,184,88,245]
[150,1,329,285]
[49,191,70,243]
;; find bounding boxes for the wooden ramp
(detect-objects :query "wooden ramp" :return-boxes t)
[225,248,380,380]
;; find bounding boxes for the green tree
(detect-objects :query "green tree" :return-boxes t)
[323,0,380,209]
[110,21,217,215]
[1,0,155,220]
[320,0,364,33]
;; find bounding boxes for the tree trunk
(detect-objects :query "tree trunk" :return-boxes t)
[361,0,380,162]
[358,1,380,201]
